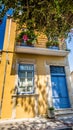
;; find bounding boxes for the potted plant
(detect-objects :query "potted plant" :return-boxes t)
[46,40,59,50]
[46,41,52,48]
[48,106,55,118]
[16,29,37,46]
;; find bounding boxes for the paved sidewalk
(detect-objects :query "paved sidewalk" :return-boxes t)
[59,117,73,126]
[0,117,72,130]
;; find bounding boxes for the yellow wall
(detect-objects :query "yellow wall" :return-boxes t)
[0,18,16,119]
[0,17,68,119]
[0,53,66,118]
[14,54,66,117]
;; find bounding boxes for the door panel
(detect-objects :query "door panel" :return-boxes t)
[51,75,70,109]
[53,98,61,109]
[51,76,59,98]
[53,98,70,109]
[58,76,68,97]
[60,98,70,108]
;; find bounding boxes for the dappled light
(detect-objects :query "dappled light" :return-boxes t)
[9,54,50,118]
[16,97,35,118]
[0,117,72,130]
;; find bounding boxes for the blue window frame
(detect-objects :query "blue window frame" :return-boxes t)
[18,64,34,94]
[50,66,65,74]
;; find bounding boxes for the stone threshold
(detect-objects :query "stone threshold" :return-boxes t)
[55,108,73,118]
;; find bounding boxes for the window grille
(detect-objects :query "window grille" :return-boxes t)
[18,64,34,94]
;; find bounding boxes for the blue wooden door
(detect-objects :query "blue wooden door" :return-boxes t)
[50,66,70,109]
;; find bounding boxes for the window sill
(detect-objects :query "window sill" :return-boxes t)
[12,93,39,98]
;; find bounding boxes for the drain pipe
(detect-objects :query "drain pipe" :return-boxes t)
[0,16,12,118]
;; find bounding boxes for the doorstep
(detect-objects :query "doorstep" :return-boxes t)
[55,108,73,118]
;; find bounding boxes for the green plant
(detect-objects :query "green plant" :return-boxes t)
[46,40,59,48]
[48,106,55,118]
[16,29,37,45]
[53,41,59,46]
[48,107,54,111]
[46,41,52,48]
[1,0,73,42]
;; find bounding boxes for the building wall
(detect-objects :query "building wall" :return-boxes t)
[70,71,73,105]
[0,18,72,119]
[1,53,68,118]
[71,72,73,81]
[0,18,16,119]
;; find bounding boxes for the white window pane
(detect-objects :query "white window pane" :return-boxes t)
[19,72,26,77]
[27,78,33,82]
[28,82,33,86]
[19,87,26,93]
[27,86,33,92]
[28,65,34,70]
[18,64,34,94]
[27,72,33,77]
[20,78,26,82]
[19,78,26,86]
[19,65,25,70]
[19,81,24,86]
[19,64,34,71]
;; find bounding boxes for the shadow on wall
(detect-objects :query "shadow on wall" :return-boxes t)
[9,54,50,117]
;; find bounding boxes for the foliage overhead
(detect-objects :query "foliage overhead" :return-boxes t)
[0,0,73,40]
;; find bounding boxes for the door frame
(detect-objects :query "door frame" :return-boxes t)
[51,73,71,109]
[46,64,72,109]
[50,65,71,109]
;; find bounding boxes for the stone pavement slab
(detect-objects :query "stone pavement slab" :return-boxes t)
[0,117,71,130]
[58,117,73,127]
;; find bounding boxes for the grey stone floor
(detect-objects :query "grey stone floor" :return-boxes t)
[0,117,72,130]
[59,117,73,126]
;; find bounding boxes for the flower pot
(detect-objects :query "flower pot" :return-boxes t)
[20,41,27,46]
[48,46,59,50]
[49,110,55,118]
[27,42,34,47]
[48,107,55,118]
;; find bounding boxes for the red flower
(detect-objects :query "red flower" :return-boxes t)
[23,35,28,41]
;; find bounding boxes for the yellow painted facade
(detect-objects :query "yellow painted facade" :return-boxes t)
[0,17,72,119]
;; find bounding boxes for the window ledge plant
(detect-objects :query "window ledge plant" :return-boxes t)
[46,40,59,50]
[16,29,37,47]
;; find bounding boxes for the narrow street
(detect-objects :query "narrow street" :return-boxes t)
[0,117,73,130]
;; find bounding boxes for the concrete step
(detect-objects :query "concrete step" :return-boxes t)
[55,108,73,118]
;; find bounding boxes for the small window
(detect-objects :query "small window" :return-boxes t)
[18,64,34,94]
[50,66,65,74]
